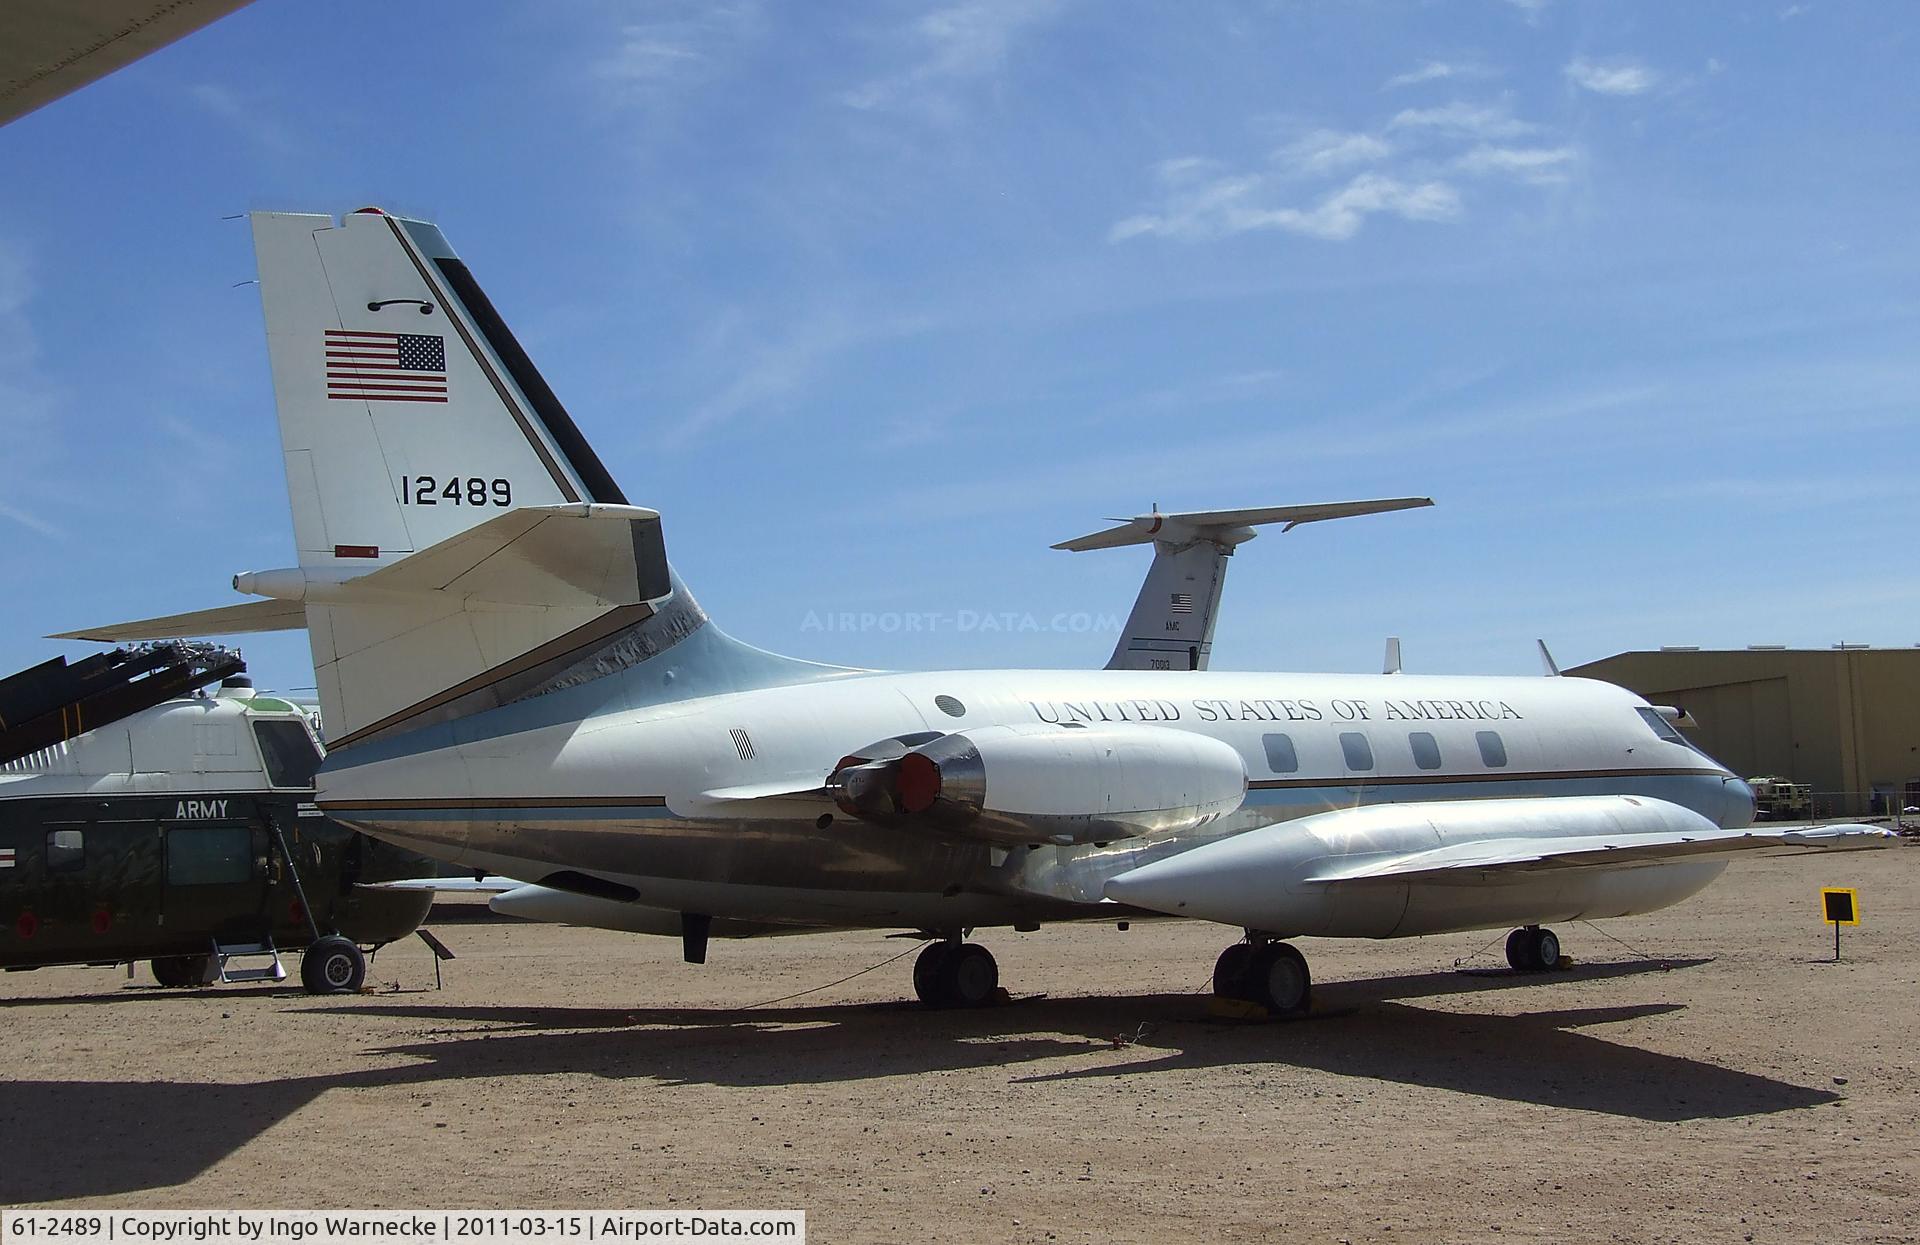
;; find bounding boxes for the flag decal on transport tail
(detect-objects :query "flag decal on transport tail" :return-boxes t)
[1170,593,1194,614]
[323,330,448,403]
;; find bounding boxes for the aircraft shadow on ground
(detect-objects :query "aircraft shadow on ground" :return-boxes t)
[0,957,1836,1203]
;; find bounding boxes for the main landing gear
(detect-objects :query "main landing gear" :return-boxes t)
[300,935,368,995]
[913,939,1000,1008]
[1212,937,1312,1018]
[1505,925,1563,973]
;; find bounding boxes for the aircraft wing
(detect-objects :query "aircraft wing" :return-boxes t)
[1104,796,1896,930]
[360,875,524,893]
[1307,823,1896,886]
[50,599,306,642]
[3,1,254,127]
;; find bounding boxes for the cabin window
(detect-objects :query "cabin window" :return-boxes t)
[1262,733,1299,774]
[1409,731,1442,770]
[46,829,84,872]
[253,720,323,788]
[1476,730,1509,768]
[166,826,254,886]
[1340,732,1374,772]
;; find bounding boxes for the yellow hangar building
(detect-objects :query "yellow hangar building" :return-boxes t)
[1567,647,1920,819]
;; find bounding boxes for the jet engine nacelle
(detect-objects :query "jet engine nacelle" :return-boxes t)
[827,723,1247,847]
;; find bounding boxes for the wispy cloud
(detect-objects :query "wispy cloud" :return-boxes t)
[1121,368,1289,415]
[1383,60,1494,90]
[0,239,65,541]
[1564,56,1658,96]
[1388,101,1537,140]
[185,84,298,154]
[1276,129,1393,175]
[855,378,1666,527]
[1453,143,1578,184]
[840,0,1067,117]
[595,2,762,96]
[1111,171,1458,243]
[1112,99,1568,245]
[667,306,936,444]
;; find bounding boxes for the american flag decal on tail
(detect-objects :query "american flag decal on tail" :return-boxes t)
[0,847,15,868]
[1170,592,1194,614]
[324,330,448,402]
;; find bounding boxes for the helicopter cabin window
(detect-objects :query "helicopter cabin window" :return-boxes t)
[1340,732,1374,772]
[166,826,254,886]
[1262,733,1299,774]
[46,829,84,872]
[1476,730,1509,768]
[253,720,323,788]
[1409,731,1442,770]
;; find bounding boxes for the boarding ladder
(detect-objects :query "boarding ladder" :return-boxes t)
[210,937,288,984]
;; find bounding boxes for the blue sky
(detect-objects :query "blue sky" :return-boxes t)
[0,0,1914,695]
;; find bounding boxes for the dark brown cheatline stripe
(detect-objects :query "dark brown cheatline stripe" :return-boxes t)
[325,602,654,751]
[1249,766,1723,790]
[380,214,579,503]
[320,795,668,811]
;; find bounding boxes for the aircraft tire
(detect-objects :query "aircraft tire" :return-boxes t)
[1532,927,1562,971]
[151,955,213,988]
[946,944,999,1008]
[1506,926,1561,972]
[1212,943,1256,1000]
[301,936,366,995]
[913,942,958,1007]
[1251,942,1311,1018]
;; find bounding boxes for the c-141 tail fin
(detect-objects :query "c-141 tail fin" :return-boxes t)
[1054,498,1432,671]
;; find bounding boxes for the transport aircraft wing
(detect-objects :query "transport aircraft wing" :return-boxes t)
[2,1,254,126]
[365,876,523,893]
[1307,823,1898,885]
[1056,497,1432,672]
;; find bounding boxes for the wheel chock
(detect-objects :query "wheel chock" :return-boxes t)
[1207,995,1271,1022]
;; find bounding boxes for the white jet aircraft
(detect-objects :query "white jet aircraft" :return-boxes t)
[64,208,1891,1016]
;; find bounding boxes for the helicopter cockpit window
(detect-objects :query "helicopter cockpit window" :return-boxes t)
[254,720,323,788]
[46,829,84,872]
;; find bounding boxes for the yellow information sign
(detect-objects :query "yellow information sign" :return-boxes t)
[1821,887,1860,926]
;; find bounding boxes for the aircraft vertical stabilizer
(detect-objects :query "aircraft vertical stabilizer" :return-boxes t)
[236,209,708,747]
[60,209,843,752]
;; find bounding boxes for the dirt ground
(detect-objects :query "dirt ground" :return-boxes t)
[2,849,1915,1244]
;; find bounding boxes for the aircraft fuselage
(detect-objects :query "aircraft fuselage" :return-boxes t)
[318,667,1753,937]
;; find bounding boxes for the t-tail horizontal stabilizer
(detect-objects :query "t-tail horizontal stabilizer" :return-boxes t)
[1054,497,1432,672]
[51,599,305,643]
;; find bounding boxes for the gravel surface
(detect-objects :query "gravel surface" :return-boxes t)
[3,849,1915,1243]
